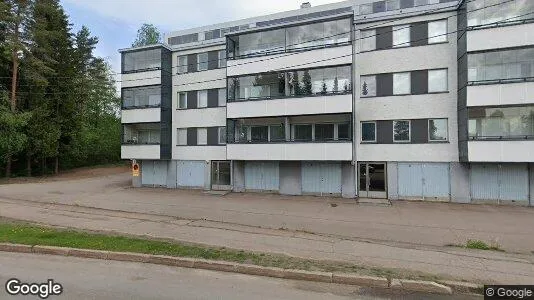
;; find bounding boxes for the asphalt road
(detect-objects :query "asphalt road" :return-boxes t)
[0,252,479,300]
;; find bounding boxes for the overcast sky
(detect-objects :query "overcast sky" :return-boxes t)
[60,0,347,75]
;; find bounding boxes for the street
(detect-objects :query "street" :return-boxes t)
[0,252,478,300]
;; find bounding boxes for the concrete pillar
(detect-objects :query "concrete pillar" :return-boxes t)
[387,162,398,200]
[529,163,534,206]
[280,161,302,195]
[233,161,245,192]
[132,160,142,188]
[166,160,177,189]
[284,117,290,141]
[204,160,211,190]
[341,162,356,198]
[450,162,471,203]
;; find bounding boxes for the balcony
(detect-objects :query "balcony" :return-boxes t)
[121,123,161,159]
[468,140,534,162]
[226,114,352,161]
[121,47,162,88]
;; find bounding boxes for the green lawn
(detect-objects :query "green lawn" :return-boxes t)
[0,221,445,282]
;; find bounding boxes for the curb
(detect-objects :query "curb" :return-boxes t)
[0,243,478,295]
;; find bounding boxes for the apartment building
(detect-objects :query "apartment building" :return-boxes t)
[119,0,534,206]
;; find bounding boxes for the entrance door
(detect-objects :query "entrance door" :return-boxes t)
[359,163,387,198]
[211,161,231,190]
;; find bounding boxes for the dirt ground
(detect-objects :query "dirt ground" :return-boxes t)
[0,164,129,185]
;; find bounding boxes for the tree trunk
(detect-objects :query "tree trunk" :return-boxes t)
[5,156,11,178]
[26,153,32,177]
[6,13,21,179]
[41,156,46,175]
[54,156,59,174]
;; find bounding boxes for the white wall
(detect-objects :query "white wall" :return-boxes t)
[121,145,160,159]
[175,107,226,128]
[121,70,161,88]
[173,146,226,160]
[358,143,458,162]
[227,94,352,118]
[226,143,352,161]
[467,23,534,52]
[468,141,534,162]
[227,45,352,76]
[172,69,226,93]
[121,108,160,124]
[467,82,534,107]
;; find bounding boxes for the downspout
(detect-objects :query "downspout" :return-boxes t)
[351,13,358,199]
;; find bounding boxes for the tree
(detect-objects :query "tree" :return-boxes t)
[321,80,327,94]
[333,77,339,93]
[362,81,368,96]
[302,70,312,95]
[132,23,161,47]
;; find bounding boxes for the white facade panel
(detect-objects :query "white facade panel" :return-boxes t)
[173,69,226,93]
[121,108,160,124]
[175,108,226,128]
[121,145,160,160]
[227,94,352,118]
[173,146,226,160]
[466,23,534,52]
[358,144,458,162]
[466,82,534,107]
[227,45,352,76]
[121,70,161,88]
[226,143,352,161]
[468,141,534,162]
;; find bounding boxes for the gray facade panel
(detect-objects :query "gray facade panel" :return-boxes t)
[160,47,173,160]
[207,89,219,108]
[187,91,197,109]
[187,128,197,146]
[411,119,428,144]
[410,70,428,95]
[530,164,534,206]
[279,161,302,196]
[376,26,392,50]
[187,53,197,73]
[376,120,393,144]
[207,51,219,70]
[376,73,393,96]
[207,127,219,145]
[410,22,428,47]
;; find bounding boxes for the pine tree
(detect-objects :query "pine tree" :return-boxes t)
[302,70,312,95]
[333,77,339,93]
[321,81,327,94]
[362,81,368,96]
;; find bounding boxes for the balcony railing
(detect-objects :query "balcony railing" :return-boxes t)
[469,135,534,141]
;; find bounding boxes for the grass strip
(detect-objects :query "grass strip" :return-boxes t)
[0,221,447,282]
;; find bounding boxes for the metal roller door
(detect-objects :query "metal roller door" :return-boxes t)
[398,163,450,199]
[177,161,205,188]
[141,160,167,186]
[470,164,528,202]
[302,162,342,195]
[245,162,279,191]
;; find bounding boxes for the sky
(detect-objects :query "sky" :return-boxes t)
[60,0,347,77]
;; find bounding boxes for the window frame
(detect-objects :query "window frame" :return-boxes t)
[393,72,411,95]
[427,69,448,93]
[197,52,208,71]
[392,24,411,48]
[178,92,187,109]
[218,127,226,145]
[428,19,448,44]
[218,50,227,68]
[361,121,377,143]
[197,128,208,145]
[393,120,411,143]
[428,118,449,142]
[197,90,208,108]
[177,55,188,74]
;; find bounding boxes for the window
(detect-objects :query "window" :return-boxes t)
[360,30,376,52]
[122,86,161,108]
[218,88,226,106]
[468,106,534,138]
[392,25,410,48]
[218,127,226,144]
[360,3,373,14]
[337,123,350,140]
[178,92,187,109]
[393,72,411,95]
[218,50,226,68]
[428,119,448,141]
[393,120,410,142]
[468,47,534,82]
[386,0,400,11]
[360,75,376,97]
[197,53,208,71]
[177,55,187,74]
[315,124,335,141]
[177,129,187,145]
[293,124,313,141]
[251,126,268,142]
[428,20,447,44]
[428,69,448,92]
[198,90,208,108]
[197,128,207,145]
[361,122,376,142]
[122,49,161,73]
[269,125,285,141]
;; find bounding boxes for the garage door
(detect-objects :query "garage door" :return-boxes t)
[177,161,206,188]
[470,163,528,202]
[141,160,167,186]
[302,162,342,195]
[245,162,279,191]
[398,163,450,199]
